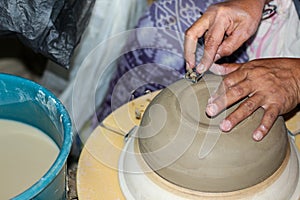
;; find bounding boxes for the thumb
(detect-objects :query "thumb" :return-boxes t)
[209,62,242,75]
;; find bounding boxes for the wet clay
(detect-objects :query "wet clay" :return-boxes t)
[138,74,288,192]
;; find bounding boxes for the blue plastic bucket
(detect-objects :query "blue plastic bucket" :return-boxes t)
[0,73,72,200]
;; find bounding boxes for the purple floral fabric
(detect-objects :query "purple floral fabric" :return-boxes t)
[94,0,249,124]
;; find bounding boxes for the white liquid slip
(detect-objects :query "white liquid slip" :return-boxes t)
[0,119,59,199]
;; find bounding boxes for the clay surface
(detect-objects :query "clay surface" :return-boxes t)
[138,74,288,192]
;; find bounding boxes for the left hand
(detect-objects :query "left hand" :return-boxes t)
[184,0,265,73]
[206,58,300,141]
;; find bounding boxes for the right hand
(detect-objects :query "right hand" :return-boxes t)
[184,0,267,73]
[207,58,300,141]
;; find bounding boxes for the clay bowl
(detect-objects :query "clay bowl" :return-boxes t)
[137,74,288,193]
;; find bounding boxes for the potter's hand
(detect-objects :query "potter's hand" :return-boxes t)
[206,58,300,141]
[184,0,265,73]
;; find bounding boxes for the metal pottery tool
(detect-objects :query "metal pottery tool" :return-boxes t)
[184,68,204,83]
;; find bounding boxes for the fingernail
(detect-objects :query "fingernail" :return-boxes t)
[206,103,218,116]
[220,119,231,132]
[260,124,267,132]
[253,131,263,141]
[208,95,217,104]
[196,64,205,73]
[208,97,214,104]
[214,53,221,61]
[186,62,191,70]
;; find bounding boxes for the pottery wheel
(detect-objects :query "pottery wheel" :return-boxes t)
[137,74,289,192]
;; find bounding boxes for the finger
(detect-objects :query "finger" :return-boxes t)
[208,68,248,103]
[209,63,242,75]
[197,21,229,73]
[206,78,252,116]
[217,30,250,57]
[184,18,210,69]
[252,106,280,141]
[184,36,197,69]
[220,94,263,132]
